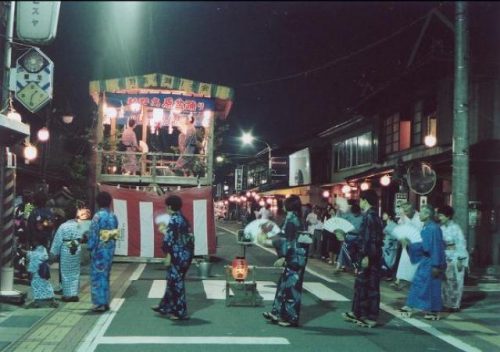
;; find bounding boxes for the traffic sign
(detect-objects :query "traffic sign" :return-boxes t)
[14,48,54,113]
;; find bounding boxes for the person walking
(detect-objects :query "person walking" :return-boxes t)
[391,202,422,291]
[342,189,384,328]
[262,195,308,327]
[88,191,119,313]
[381,211,399,281]
[152,195,195,320]
[25,233,58,308]
[400,204,446,321]
[438,205,469,312]
[50,207,91,302]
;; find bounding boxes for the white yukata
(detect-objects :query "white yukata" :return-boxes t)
[396,213,423,282]
[441,220,469,309]
[27,245,55,300]
[50,219,84,297]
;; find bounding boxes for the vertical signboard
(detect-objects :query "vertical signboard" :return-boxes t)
[235,166,243,192]
[16,1,61,44]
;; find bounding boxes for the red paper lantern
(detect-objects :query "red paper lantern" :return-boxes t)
[231,257,248,281]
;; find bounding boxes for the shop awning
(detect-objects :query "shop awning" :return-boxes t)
[89,73,234,119]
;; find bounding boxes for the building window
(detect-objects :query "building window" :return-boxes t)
[383,113,400,155]
[412,101,423,147]
[334,132,372,171]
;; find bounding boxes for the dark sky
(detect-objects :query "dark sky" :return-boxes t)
[34,1,500,155]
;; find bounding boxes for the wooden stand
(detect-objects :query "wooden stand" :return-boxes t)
[225,265,262,307]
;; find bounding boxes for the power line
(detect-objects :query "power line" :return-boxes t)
[238,11,431,88]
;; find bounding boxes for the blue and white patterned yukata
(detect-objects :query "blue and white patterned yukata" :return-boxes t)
[87,208,119,307]
[157,211,194,318]
[27,245,55,300]
[50,219,84,298]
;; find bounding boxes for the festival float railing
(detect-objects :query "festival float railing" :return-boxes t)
[96,149,209,186]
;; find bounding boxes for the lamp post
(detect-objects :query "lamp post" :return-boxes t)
[241,132,272,181]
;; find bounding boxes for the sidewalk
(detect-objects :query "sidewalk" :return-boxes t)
[0,260,137,352]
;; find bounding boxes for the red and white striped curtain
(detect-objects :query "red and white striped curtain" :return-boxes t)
[99,185,216,258]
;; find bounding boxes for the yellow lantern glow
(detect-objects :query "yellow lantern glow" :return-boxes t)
[231,257,248,281]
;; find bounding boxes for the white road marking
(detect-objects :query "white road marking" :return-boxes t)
[380,303,481,352]
[76,298,125,352]
[218,224,484,352]
[129,263,146,281]
[303,282,349,301]
[148,279,166,298]
[149,279,348,302]
[98,336,289,345]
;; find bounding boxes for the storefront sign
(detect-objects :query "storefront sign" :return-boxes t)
[394,192,408,218]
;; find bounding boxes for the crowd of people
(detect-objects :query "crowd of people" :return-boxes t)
[14,190,195,319]
[255,192,468,328]
[15,186,468,328]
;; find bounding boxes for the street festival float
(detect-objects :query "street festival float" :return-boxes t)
[89,73,234,260]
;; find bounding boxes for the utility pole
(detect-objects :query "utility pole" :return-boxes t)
[0,1,26,304]
[452,2,470,251]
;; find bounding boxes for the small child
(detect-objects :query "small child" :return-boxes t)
[26,234,58,308]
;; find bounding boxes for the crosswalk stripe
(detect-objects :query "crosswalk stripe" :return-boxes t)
[98,336,290,345]
[303,282,349,301]
[148,280,349,302]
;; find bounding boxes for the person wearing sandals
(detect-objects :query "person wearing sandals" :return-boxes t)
[342,189,384,328]
[438,205,469,313]
[88,191,119,313]
[262,195,308,327]
[25,233,59,308]
[391,203,422,291]
[400,204,446,321]
[151,195,194,320]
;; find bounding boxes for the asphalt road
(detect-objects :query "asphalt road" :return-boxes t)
[76,227,484,352]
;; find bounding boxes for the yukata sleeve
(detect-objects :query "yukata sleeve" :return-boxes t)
[49,225,64,258]
[26,250,39,274]
[87,214,100,251]
[162,219,176,254]
[358,213,381,261]
[423,225,444,268]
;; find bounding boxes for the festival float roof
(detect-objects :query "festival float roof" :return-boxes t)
[89,73,234,119]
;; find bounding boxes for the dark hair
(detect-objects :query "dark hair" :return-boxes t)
[350,203,361,215]
[33,192,48,208]
[165,195,182,211]
[438,205,454,219]
[128,119,136,128]
[360,189,378,207]
[96,191,112,208]
[32,233,48,247]
[284,195,302,217]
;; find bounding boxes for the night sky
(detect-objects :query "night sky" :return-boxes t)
[23,2,500,156]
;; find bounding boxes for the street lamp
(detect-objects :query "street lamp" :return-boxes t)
[241,132,272,179]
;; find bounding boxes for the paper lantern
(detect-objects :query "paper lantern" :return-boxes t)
[231,257,248,281]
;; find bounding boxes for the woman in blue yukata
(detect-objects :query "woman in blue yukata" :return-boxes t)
[342,189,384,328]
[152,195,195,320]
[50,207,91,302]
[88,191,119,313]
[262,195,308,327]
[400,204,446,321]
[26,233,58,308]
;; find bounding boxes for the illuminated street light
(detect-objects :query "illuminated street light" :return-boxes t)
[424,134,437,147]
[241,131,272,178]
[216,155,224,163]
[380,175,391,186]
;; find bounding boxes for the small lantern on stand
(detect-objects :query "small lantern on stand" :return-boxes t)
[231,256,249,282]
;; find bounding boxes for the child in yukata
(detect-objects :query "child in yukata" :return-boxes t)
[26,234,58,308]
